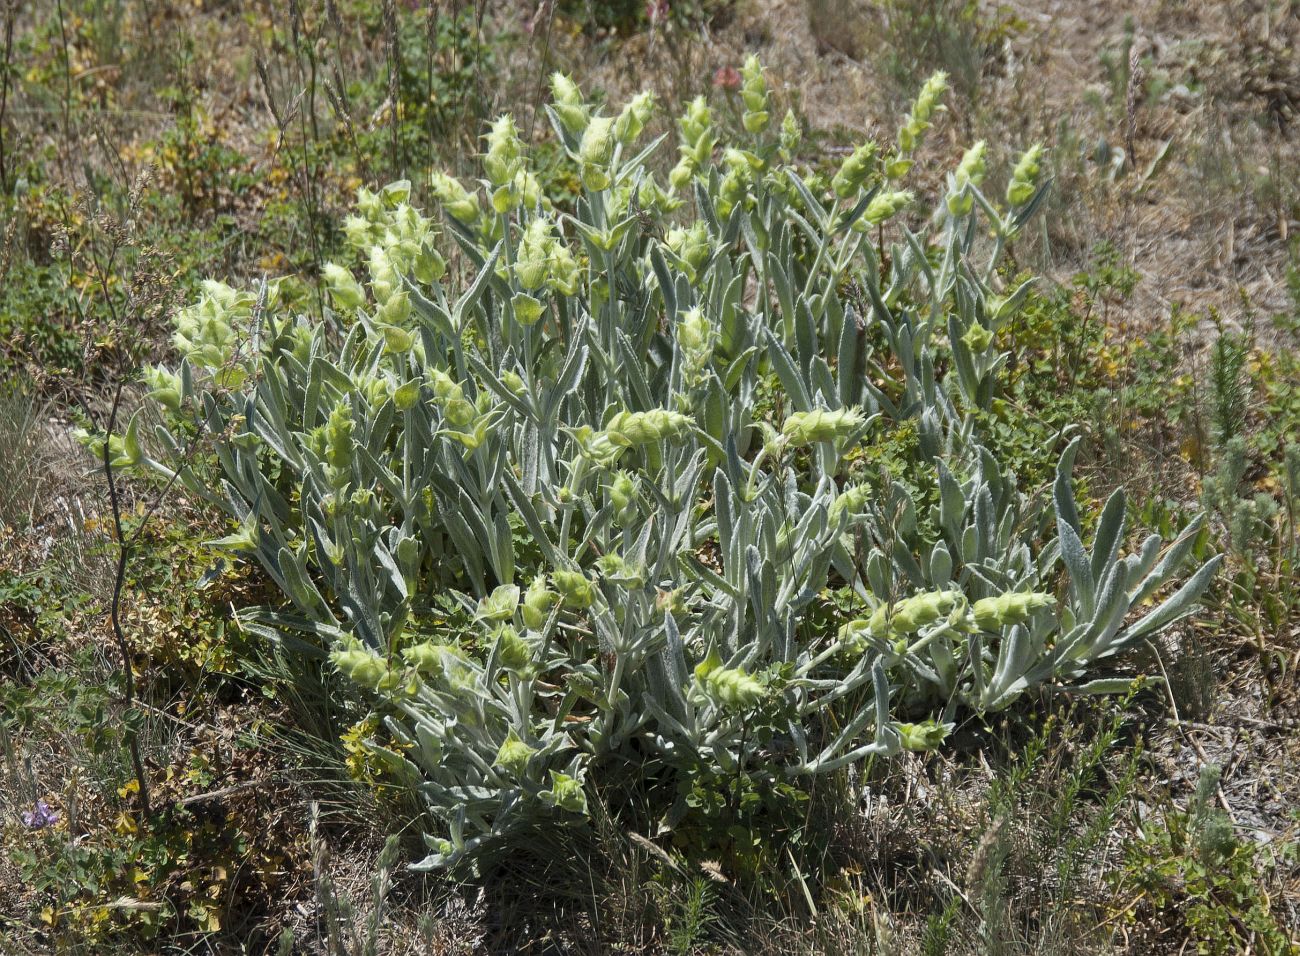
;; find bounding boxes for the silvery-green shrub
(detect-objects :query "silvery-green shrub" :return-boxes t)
[127,63,1219,868]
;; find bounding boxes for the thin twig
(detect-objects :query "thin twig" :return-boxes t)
[0,0,16,194]
[176,781,259,809]
[102,382,152,820]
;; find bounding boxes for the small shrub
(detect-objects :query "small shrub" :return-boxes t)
[1115,764,1298,954]
[126,63,1217,869]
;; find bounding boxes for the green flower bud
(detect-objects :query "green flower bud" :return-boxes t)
[781,406,865,445]
[615,90,655,145]
[484,114,524,186]
[443,397,476,427]
[742,110,769,134]
[947,140,987,216]
[351,371,392,408]
[322,262,367,311]
[779,109,802,160]
[542,771,588,814]
[490,184,514,214]
[724,148,763,173]
[1006,143,1045,206]
[381,324,416,355]
[888,71,948,180]
[550,72,589,134]
[546,243,579,296]
[324,400,354,469]
[579,117,615,165]
[494,729,535,776]
[739,54,770,133]
[869,590,964,638]
[429,369,463,403]
[494,624,532,672]
[668,158,696,191]
[609,470,637,517]
[512,292,545,325]
[904,590,960,630]
[675,307,715,383]
[380,180,412,205]
[343,214,379,250]
[356,186,383,220]
[716,163,750,219]
[572,425,626,468]
[893,719,952,752]
[862,190,913,227]
[694,648,765,709]
[478,584,521,622]
[832,141,879,198]
[515,219,559,291]
[686,134,714,169]
[900,70,948,150]
[367,245,399,303]
[679,96,711,145]
[915,71,948,120]
[971,598,1001,632]
[553,568,595,609]
[712,674,766,709]
[394,534,419,567]
[961,322,994,353]
[947,189,974,218]
[836,618,871,652]
[676,307,710,352]
[664,222,711,284]
[393,381,421,411]
[331,645,395,692]
[740,55,768,112]
[596,553,645,587]
[501,370,526,395]
[522,575,558,630]
[429,171,481,223]
[883,153,913,180]
[279,322,314,366]
[579,116,616,191]
[954,140,987,189]
[171,280,253,372]
[829,484,872,524]
[402,641,456,675]
[143,365,183,413]
[971,592,1056,631]
[604,408,693,447]
[670,97,714,189]
[637,174,682,213]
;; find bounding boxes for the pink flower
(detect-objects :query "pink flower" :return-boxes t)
[645,0,669,23]
[713,66,741,90]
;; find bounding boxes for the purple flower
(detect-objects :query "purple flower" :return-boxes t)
[21,800,58,830]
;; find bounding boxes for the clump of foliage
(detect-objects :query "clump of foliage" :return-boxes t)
[1115,764,1298,955]
[119,62,1218,870]
[0,512,300,948]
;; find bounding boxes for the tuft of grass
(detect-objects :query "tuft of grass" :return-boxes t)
[0,384,50,532]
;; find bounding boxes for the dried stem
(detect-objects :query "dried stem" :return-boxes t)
[102,382,152,820]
